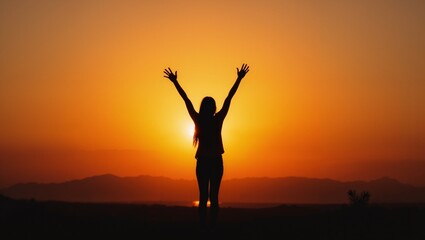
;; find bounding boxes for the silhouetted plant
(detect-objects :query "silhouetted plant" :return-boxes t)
[347,189,371,207]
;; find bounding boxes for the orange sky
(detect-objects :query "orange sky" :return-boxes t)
[1,0,424,188]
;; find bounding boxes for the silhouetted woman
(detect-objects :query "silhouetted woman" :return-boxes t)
[163,64,249,227]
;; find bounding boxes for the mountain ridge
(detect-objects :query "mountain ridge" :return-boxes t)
[2,174,425,204]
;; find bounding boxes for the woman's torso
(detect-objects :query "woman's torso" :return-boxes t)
[195,115,224,159]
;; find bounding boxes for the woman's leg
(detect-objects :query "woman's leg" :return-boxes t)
[209,156,224,226]
[196,160,209,226]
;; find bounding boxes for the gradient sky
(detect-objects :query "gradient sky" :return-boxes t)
[1,0,424,188]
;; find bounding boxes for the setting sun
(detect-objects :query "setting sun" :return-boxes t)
[186,123,195,139]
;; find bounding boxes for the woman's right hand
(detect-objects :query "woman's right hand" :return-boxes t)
[163,67,177,83]
[237,63,250,79]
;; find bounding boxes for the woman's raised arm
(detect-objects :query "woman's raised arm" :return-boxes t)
[164,68,197,121]
[217,63,250,118]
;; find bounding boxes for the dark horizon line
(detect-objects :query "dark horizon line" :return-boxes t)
[3,195,425,208]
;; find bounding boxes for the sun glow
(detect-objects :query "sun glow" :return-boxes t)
[186,123,195,138]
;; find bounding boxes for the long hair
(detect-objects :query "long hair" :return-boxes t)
[193,96,216,147]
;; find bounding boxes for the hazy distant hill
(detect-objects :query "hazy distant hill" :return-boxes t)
[221,176,425,204]
[2,174,425,204]
[0,174,196,203]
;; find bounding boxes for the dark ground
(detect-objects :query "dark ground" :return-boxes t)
[1,195,425,240]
